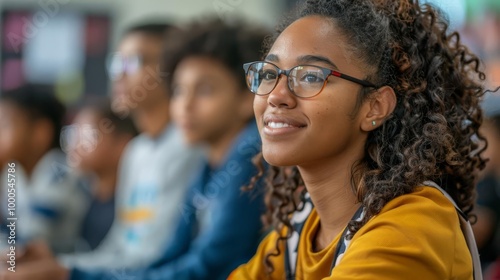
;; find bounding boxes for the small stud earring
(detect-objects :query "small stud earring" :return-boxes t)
[372,120,376,126]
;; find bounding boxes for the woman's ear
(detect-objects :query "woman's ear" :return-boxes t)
[360,86,397,132]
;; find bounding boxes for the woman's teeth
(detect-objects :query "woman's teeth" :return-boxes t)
[268,122,292,128]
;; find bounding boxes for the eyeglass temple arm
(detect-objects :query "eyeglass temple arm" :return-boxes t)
[331,71,377,88]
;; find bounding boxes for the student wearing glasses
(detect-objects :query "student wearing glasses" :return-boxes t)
[66,19,268,280]
[229,0,490,279]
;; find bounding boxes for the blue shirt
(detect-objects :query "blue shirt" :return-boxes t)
[71,121,265,280]
[80,196,115,250]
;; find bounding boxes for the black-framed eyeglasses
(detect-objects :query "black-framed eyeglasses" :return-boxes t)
[243,61,377,98]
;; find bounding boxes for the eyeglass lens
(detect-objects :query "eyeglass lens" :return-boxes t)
[246,62,327,97]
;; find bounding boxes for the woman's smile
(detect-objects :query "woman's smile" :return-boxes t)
[262,113,307,137]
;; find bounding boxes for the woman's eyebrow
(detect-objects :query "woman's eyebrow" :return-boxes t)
[264,54,279,62]
[297,55,339,70]
[264,54,339,70]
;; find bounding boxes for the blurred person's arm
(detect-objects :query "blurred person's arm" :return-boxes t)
[68,179,200,280]
[24,176,88,254]
[0,260,68,280]
[57,141,136,269]
[0,241,69,280]
[57,219,125,270]
[15,150,90,254]
[61,135,203,272]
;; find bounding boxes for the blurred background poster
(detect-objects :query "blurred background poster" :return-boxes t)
[2,9,110,103]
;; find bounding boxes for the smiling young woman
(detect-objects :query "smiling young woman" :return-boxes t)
[229,0,490,279]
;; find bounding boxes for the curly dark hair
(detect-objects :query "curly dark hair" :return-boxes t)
[247,0,492,274]
[161,18,268,91]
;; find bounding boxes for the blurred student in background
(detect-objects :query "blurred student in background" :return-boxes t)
[0,23,204,280]
[56,23,204,271]
[10,98,139,267]
[0,85,88,254]
[76,19,268,280]
[2,19,269,280]
[61,98,138,251]
[143,20,267,279]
